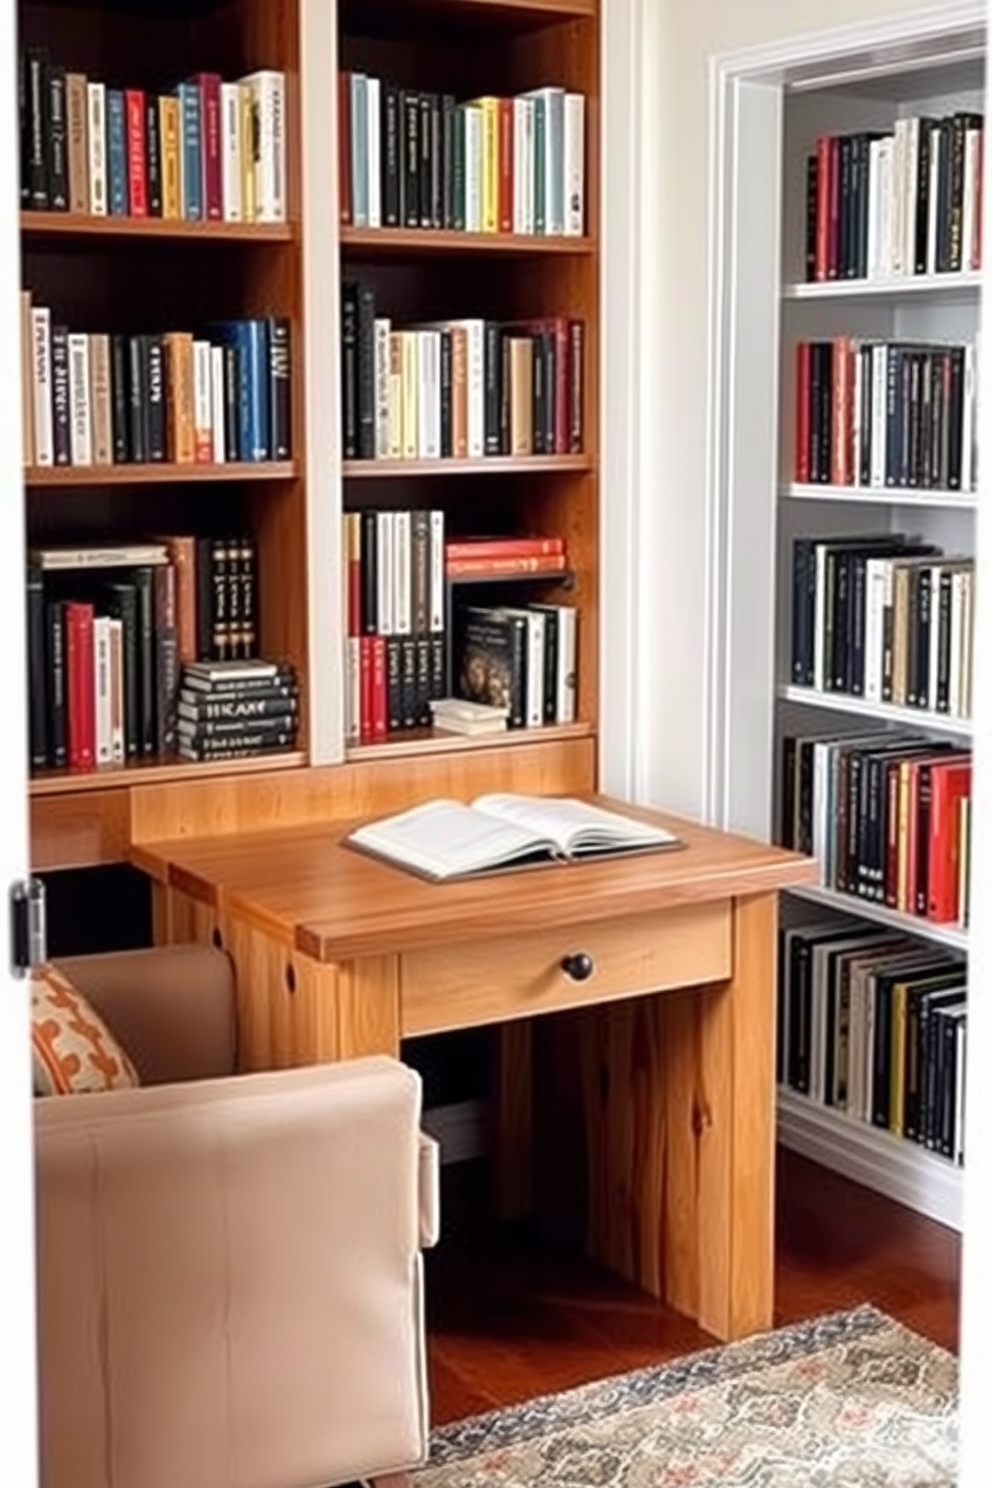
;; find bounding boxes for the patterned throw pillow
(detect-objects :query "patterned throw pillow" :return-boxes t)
[31,964,140,1096]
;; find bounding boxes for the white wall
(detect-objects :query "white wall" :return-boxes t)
[635,0,957,817]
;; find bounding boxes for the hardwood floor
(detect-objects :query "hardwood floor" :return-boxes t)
[425,1147,961,1426]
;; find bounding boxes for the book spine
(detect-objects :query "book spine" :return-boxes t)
[67,332,92,466]
[106,88,127,215]
[48,65,68,211]
[268,317,291,459]
[220,82,243,222]
[146,335,166,462]
[145,94,162,215]
[86,82,107,215]
[125,88,147,216]
[195,73,223,220]
[49,323,70,467]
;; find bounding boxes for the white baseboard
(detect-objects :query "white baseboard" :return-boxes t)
[422,1099,490,1166]
[777,1087,963,1232]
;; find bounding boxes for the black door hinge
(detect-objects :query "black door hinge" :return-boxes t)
[10,878,46,977]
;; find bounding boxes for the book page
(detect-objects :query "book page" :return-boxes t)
[347,799,553,880]
[472,794,681,857]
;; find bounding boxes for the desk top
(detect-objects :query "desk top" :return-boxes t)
[133,795,816,962]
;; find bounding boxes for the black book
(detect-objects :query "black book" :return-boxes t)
[386,636,402,731]
[946,345,965,489]
[948,114,968,272]
[915,120,937,273]
[455,604,527,728]
[178,688,297,720]
[195,535,214,660]
[19,52,30,208]
[146,335,166,462]
[127,335,148,464]
[50,326,71,466]
[804,154,818,282]
[340,280,359,459]
[439,329,452,458]
[452,106,466,232]
[26,48,48,209]
[907,350,922,486]
[839,135,854,278]
[101,582,139,758]
[110,333,130,462]
[178,730,295,760]
[915,566,932,709]
[430,634,446,704]
[415,636,432,725]
[154,565,178,755]
[483,322,501,455]
[936,119,954,272]
[402,89,420,228]
[400,636,418,728]
[499,332,512,455]
[791,539,815,685]
[904,976,965,1140]
[441,94,456,229]
[237,535,257,658]
[133,566,156,755]
[382,84,401,228]
[418,92,433,228]
[429,94,443,228]
[915,761,934,916]
[45,599,67,767]
[356,282,376,459]
[936,569,954,713]
[268,316,292,459]
[360,509,377,633]
[47,65,68,211]
[854,133,874,278]
[884,345,901,486]
[921,989,967,1149]
[223,345,240,461]
[178,711,295,740]
[533,333,547,455]
[541,331,556,454]
[26,564,48,768]
[145,96,162,215]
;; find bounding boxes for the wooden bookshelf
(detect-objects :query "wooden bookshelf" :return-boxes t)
[29,750,307,797]
[340,225,595,256]
[20,211,295,244]
[25,462,299,487]
[342,454,591,478]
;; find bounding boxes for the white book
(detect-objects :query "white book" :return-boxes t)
[556,605,577,722]
[86,82,107,216]
[346,793,682,882]
[867,139,883,278]
[387,332,402,458]
[960,342,976,493]
[520,98,536,235]
[29,542,168,570]
[350,74,368,228]
[891,118,907,275]
[107,616,125,763]
[345,635,361,743]
[963,127,982,271]
[429,509,445,633]
[393,509,412,635]
[67,332,92,466]
[927,128,940,274]
[366,76,381,228]
[562,93,585,236]
[399,331,418,459]
[878,137,894,277]
[813,544,829,689]
[961,570,974,718]
[463,106,483,232]
[93,615,113,766]
[376,510,395,634]
[417,330,441,459]
[192,340,213,461]
[240,70,286,222]
[374,318,391,458]
[869,345,887,487]
[925,564,943,712]
[220,82,243,222]
[512,98,529,234]
[31,307,54,468]
[949,569,965,718]
[503,608,545,726]
[211,345,226,463]
[811,741,831,875]
[903,117,920,274]
[851,340,863,476]
[863,558,889,703]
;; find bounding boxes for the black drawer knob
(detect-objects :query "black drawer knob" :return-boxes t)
[561,952,595,982]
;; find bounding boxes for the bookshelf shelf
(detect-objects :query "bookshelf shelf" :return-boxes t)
[340,226,595,258]
[340,0,595,28]
[29,751,307,798]
[343,455,591,479]
[781,483,978,511]
[24,462,299,488]
[788,882,969,953]
[345,719,594,762]
[777,684,973,738]
[20,212,295,244]
[784,271,981,301]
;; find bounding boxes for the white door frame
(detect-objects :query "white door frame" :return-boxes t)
[705,5,989,1481]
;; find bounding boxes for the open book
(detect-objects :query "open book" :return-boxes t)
[345,793,683,882]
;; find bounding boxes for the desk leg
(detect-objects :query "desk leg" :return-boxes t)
[579,891,776,1343]
[336,956,401,1060]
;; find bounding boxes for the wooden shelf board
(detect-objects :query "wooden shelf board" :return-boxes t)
[344,455,591,478]
[340,0,594,38]
[340,226,595,257]
[345,720,594,762]
[25,462,298,488]
[777,683,972,738]
[21,211,294,244]
[29,751,307,798]
[777,1085,963,1231]
[787,883,968,953]
[781,482,977,510]
[784,271,980,301]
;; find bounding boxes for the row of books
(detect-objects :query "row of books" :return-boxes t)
[455,601,577,730]
[804,113,984,282]
[339,73,585,237]
[781,731,971,927]
[22,297,291,469]
[793,337,977,492]
[26,537,261,771]
[20,48,286,223]
[790,534,975,717]
[177,659,299,763]
[341,284,584,461]
[778,923,966,1165]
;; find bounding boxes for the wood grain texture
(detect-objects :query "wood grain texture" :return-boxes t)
[30,752,306,799]
[151,883,217,948]
[20,212,295,243]
[336,957,401,1058]
[340,226,595,256]
[24,462,297,487]
[493,1021,533,1221]
[343,456,592,478]
[29,789,130,870]
[400,903,730,1035]
[131,798,815,963]
[129,737,595,842]
[345,722,593,763]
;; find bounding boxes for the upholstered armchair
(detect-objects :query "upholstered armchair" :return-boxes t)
[33,943,439,1488]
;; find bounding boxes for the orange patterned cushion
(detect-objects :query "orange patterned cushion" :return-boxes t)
[31,964,139,1096]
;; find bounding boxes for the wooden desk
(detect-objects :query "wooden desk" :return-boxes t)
[133,797,815,1342]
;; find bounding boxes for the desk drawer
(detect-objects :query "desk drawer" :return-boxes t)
[400,902,732,1036]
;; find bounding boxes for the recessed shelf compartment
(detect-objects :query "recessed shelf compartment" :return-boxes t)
[777,684,973,738]
[340,226,595,258]
[29,751,308,798]
[781,483,977,510]
[345,719,594,762]
[784,271,981,302]
[787,882,968,953]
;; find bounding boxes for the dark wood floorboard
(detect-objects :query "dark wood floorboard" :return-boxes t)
[425,1146,961,1426]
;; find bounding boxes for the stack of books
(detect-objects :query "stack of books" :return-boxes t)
[178,660,299,762]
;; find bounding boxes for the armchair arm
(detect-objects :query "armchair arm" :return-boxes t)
[35,1056,431,1488]
[419,1132,440,1248]
[54,943,236,1084]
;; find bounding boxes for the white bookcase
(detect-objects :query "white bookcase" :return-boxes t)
[706,10,985,1233]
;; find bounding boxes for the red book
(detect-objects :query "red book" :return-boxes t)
[371,634,387,738]
[339,72,352,225]
[445,537,564,560]
[446,554,567,577]
[927,758,972,922]
[831,336,852,485]
[828,135,841,279]
[359,635,373,742]
[64,601,95,770]
[795,341,811,482]
[815,135,831,281]
[192,73,223,220]
[568,319,584,454]
[125,89,148,217]
[498,97,513,233]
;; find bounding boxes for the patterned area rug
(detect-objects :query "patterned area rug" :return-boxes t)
[412,1305,957,1487]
